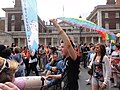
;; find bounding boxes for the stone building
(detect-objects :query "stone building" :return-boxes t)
[87,0,120,43]
[2,0,47,47]
[0,0,120,47]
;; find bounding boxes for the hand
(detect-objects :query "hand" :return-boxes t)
[50,19,56,23]
[0,82,20,90]
[52,67,57,72]
[50,19,58,27]
[46,75,53,80]
[101,83,106,89]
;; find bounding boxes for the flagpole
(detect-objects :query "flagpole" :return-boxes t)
[63,5,64,17]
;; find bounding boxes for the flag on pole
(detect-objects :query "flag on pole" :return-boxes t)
[21,0,39,50]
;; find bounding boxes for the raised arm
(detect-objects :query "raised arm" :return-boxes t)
[50,19,77,60]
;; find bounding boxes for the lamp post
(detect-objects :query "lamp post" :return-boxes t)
[79,15,83,44]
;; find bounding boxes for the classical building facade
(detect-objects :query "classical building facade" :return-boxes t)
[87,0,120,43]
[2,0,47,47]
[0,0,120,47]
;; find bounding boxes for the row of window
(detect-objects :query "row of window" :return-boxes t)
[105,22,120,29]
[11,24,25,31]
[105,12,120,18]
[11,14,23,20]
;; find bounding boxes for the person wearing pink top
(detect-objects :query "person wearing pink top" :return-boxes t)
[111,43,120,87]
[0,56,48,90]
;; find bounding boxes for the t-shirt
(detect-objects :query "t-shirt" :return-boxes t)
[61,56,80,90]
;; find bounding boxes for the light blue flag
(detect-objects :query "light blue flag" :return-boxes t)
[21,0,39,50]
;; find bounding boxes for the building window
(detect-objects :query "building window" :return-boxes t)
[116,23,120,29]
[105,22,109,29]
[11,15,15,20]
[21,24,25,31]
[105,13,109,18]
[115,12,119,18]
[11,25,15,31]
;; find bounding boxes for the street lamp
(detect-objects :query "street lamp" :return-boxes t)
[79,15,83,44]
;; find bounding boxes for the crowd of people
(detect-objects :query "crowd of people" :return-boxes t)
[0,19,119,90]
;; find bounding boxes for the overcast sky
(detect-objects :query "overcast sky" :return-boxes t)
[0,0,106,22]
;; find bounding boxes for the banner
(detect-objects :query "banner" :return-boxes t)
[21,0,39,50]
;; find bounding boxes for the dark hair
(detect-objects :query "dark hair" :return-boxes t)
[52,51,58,56]
[60,39,75,48]
[115,43,120,49]
[0,45,6,57]
[2,48,12,58]
[50,47,57,54]
[14,48,20,54]
[94,43,106,63]
[0,68,14,83]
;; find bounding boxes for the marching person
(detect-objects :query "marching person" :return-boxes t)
[46,19,80,90]
[91,43,111,90]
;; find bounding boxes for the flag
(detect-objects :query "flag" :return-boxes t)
[21,0,39,50]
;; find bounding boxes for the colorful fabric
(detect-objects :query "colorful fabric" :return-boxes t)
[58,17,116,40]
[111,51,120,73]
[21,0,39,50]
[93,59,104,82]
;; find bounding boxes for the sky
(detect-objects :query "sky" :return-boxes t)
[0,0,106,22]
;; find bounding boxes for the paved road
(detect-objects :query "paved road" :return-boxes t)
[30,66,119,90]
[78,67,119,90]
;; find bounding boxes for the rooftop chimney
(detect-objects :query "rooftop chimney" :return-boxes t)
[14,0,21,8]
[106,0,115,4]
[116,0,120,4]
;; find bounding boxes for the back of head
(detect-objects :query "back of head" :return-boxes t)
[14,47,20,54]
[0,45,6,57]
[2,48,12,59]
[0,57,19,83]
[115,43,120,49]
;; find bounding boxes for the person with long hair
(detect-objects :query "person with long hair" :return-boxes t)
[91,43,111,90]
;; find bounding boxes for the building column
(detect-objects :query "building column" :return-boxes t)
[85,37,87,43]
[51,37,54,46]
[18,38,20,47]
[97,10,102,26]
[98,37,101,43]
[5,12,8,32]
[57,38,60,46]
[44,38,47,45]
[78,36,80,44]
[91,37,94,43]
[24,38,27,46]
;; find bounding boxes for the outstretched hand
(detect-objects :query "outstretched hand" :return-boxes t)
[50,19,56,23]
[0,82,20,90]
[50,19,58,27]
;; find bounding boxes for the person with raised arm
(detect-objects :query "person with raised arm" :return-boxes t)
[46,19,80,90]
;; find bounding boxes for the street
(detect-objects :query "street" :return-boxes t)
[79,67,119,90]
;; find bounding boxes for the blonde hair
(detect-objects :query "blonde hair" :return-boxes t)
[0,57,19,83]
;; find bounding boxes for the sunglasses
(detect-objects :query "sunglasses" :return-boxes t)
[0,59,10,73]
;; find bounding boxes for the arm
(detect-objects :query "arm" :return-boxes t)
[0,82,20,90]
[50,19,77,60]
[47,74,62,79]
[103,56,111,85]
[14,76,47,90]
